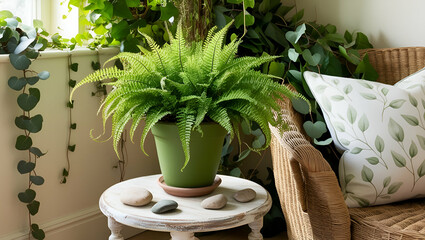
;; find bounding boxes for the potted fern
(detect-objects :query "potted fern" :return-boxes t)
[70,22,301,189]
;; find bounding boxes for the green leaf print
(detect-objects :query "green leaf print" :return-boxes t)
[383,176,391,188]
[391,150,407,167]
[408,94,418,107]
[343,84,353,94]
[334,122,346,132]
[322,95,332,112]
[422,99,425,109]
[401,114,419,126]
[358,114,369,132]
[331,95,345,101]
[387,182,403,194]
[345,174,355,184]
[366,157,379,165]
[315,85,327,93]
[358,81,374,89]
[340,138,350,146]
[381,87,389,96]
[361,165,374,182]
[351,195,370,207]
[417,135,425,150]
[375,135,385,153]
[388,118,404,142]
[389,99,406,109]
[360,92,377,100]
[347,105,357,124]
[418,159,425,178]
[409,141,418,158]
[351,147,363,154]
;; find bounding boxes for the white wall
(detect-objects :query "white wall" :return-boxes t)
[294,0,425,48]
[0,48,161,239]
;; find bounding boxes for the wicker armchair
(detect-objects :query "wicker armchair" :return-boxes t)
[270,47,425,240]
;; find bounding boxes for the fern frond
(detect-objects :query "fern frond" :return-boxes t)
[140,108,171,155]
[217,38,241,70]
[141,33,168,75]
[105,52,154,74]
[201,21,233,74]
[70,67,124,100]
[129,100,157,142]
[227,103,271,151]
[111,104,139,157]
[208,105,233,138]
[216,89,258,105]
[176,106,196,171]
[203,25,218,49]
[193,94,212,128]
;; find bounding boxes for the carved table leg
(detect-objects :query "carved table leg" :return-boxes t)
[108,217,124,240]
[248,218,264,240]
[169,231,199,240]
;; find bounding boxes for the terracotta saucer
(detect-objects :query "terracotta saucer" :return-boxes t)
[157,176,222,197]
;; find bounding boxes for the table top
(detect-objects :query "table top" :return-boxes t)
[99,174,272,232]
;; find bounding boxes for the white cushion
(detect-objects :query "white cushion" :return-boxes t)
[304,70,425,207]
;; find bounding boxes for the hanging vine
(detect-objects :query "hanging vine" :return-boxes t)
[62,55,78,183]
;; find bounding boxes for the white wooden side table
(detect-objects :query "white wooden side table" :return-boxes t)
[99,174,272,240]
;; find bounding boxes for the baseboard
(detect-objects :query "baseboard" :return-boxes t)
[0,206,144,240]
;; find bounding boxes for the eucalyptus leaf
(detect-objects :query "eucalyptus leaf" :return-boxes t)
[15,135,33,150]
[17,160,35,174]
[29,147,45,157]
[27,200,40,216]
[291,97,310,114]
[230,167,242,177]
[313,138,332,146]
[18,189,36,203]
[9,54,31,70]
[38,71,50,80]
[285,23,306,44]
[303,121,327,139]
[8,76,27,91]
[30,176,44,186]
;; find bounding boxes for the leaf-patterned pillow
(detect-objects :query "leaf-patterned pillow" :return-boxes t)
[304,70,425,207]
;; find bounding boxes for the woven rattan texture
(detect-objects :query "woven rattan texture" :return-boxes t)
[270,47,425,240]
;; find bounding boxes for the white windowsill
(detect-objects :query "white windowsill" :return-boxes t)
[0,47,120,63]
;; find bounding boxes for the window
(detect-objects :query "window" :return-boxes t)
[0,0,37,26]
[0,0,79,39]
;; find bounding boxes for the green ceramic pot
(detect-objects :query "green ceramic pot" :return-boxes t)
[151,122,227,188]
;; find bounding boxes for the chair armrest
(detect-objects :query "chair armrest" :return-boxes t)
[271,123,351,239]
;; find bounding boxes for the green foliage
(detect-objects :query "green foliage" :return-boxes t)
[66,0,178,50]
[71,22,302,170]
[3,11,48,239]
[212,0,376,172]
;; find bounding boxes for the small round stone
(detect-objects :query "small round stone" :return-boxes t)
[233,188,256,203]
[201,194,227,210]
[151,200,178,214]
[120,187,152,206]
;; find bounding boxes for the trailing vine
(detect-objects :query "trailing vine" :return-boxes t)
[1,11,50,240]
[61,55,78,183]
